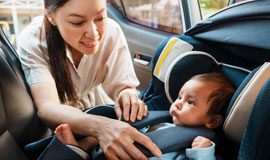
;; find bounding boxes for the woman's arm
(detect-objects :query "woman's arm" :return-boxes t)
[30,83,162,160]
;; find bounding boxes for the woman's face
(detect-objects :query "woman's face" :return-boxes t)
[47,0,107,55]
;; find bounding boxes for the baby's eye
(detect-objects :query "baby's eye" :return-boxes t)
[178,96,182,100]
[187,99,194,105]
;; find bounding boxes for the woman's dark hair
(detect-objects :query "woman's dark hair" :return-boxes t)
[43,0,78,105]
[191,73,235,116]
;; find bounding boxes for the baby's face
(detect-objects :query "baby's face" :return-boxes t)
[169,79,216,126]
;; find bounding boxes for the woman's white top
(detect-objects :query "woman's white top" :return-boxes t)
[17,16,139,110]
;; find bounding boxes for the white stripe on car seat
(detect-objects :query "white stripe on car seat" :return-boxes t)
[220,63,251,73]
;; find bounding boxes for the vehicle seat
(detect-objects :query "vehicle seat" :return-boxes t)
[142,35,270,159]
[0,27,50,160]
[238,78,270,160]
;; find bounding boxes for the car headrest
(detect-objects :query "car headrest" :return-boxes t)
[163,51,249,104]
[223,62,270,143]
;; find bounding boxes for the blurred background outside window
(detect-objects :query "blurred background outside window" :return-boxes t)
[111,0,230,34]
[199,0,229,19]
[0,0,44,48]
[112,0,182,34]
[1,0,230,48]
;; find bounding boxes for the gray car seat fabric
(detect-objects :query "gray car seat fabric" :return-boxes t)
[85,105,172,129]
[238,79,270,160]
[224,63,270,143]
[85,105,216,159]
[0,28,50,160]
[25,136,87,160]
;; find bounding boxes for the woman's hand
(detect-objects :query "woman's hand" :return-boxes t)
[191,136,212,148]
[98,117,162,160]
[115,88,148,122]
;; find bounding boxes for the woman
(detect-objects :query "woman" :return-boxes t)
[17,0,162,159]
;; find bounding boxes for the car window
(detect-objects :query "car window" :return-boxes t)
[198,0,229,19]
[110,0,183,34]
[0,0,44,49]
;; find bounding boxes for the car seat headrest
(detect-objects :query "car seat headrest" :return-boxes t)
[223,62,270,143]
[163,51,249,104]
[164,51,219,103]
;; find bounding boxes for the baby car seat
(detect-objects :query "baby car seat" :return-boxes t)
[142,0,270,159]
[143,46,270,159]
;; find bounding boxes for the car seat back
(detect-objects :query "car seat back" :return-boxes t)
[224,63,270,142]
[0,27,50,160]
[142,35,270,159]
[238,79,270,160]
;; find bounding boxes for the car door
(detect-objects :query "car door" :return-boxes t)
[106,0,233,91]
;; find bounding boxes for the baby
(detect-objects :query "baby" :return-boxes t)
[55,73,235,159]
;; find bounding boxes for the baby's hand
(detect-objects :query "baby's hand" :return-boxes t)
[191,136,212,148]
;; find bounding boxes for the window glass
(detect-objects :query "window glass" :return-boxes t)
[199,0,229,19]
[119,0,182,34]
[0,0,43,48]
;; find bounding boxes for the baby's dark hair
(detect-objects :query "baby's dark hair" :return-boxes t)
[191,73,235,116]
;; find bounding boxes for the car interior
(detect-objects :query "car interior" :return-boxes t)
[0,26,50,160]
[1,0,270,160]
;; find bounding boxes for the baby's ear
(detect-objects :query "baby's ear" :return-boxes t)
[205,115,223,129]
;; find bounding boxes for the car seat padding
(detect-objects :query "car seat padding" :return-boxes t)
[224,62,270,143]
[239,78,270,159]
[86,105,216,159]
[84,105,172,130]
[25,105,216,159]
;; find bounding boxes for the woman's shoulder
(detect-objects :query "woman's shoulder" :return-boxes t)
[17,16,47,54]
[106,18,123,35]
[19,16,44,38]
[107,18,120,28]
[102,18,126,46]
[99,18,125,51]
